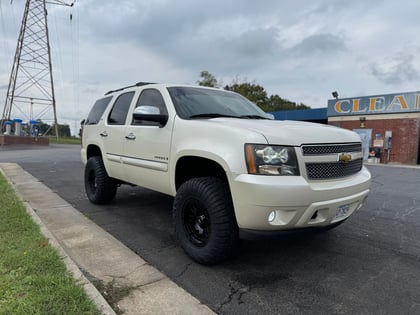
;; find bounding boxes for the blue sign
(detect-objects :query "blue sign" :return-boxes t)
[328,91,420,116]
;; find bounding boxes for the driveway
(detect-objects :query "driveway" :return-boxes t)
[1,144,419,314]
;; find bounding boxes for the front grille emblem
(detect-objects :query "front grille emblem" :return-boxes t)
[338,152,352,163]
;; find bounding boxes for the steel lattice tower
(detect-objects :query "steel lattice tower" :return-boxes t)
[1,0,74,136]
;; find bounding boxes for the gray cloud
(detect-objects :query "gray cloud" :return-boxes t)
[81,2,284,74]
[288,33,346,57]
[3,0,420,130]
[223,27,281,57]
[369,52,420,85]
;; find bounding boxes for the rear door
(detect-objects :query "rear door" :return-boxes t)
[102,91,136,180]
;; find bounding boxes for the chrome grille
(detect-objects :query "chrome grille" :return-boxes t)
[306,159,363,179]
[302,143,362,155]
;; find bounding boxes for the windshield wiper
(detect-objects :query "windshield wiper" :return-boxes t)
[189,113,239,119]
[238,115,270,119]
[189,113,270,120]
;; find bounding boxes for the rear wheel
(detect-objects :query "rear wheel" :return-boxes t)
[84,156,117,204]
[173,177,239,265]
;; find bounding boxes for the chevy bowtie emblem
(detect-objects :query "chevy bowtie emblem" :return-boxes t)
[338,153,352,163]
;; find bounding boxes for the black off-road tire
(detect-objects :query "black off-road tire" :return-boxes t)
[173,177,239,265]
[84,156,117,204]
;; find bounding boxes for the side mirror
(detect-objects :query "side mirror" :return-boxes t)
[133,106,168,126]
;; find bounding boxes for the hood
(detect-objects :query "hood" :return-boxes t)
[209,118,361,146]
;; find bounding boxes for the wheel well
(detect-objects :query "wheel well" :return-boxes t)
[175,156,228,190]
[86,145,102,159]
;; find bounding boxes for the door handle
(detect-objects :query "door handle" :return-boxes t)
[99,131,108,137]
[125,133,136,140]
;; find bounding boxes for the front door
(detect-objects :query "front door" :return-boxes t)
[123,88,173,194]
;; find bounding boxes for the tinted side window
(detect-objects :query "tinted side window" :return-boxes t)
[133,89,168,126]
[108,92,135,125]
[85,96,112,125]
[136,89,167,113]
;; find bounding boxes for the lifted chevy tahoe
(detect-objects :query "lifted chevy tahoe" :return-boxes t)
[81,82,371,264]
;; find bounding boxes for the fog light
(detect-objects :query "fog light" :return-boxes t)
[268,211,276,222]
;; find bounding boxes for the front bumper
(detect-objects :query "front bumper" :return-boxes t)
[230,166,371,232]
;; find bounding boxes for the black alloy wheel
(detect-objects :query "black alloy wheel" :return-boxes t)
[182,198,211,247]
[173,177,239,265]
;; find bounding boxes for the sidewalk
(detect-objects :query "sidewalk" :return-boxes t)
[0,163,214,315]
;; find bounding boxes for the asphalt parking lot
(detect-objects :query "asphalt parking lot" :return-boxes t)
[1,144,419,314]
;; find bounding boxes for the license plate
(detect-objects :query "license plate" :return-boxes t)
[335,204,350,219]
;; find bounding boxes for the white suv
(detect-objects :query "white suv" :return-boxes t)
[81,82,371,264]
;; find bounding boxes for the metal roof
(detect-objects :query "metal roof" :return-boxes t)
[270,108,327,121]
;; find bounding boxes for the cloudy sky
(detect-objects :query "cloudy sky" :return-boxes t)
[1,0,420,135]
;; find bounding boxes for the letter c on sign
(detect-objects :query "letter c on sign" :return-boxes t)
[334,100,351,113]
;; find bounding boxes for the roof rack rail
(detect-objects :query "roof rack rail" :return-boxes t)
[105,82,157,95]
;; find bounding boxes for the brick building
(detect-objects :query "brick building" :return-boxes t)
[272,91,420,165]
[327,91,420,165]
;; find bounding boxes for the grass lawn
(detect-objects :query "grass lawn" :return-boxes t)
[0,172,99,315]
[49,136,81,145]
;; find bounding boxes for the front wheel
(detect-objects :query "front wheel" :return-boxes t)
[84,156,117,204]
[173,177,239,265]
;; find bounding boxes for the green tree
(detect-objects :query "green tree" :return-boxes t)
[266,94,310,112]
[224,82,268,108]
[37,120,51,135]
[36,120,71,137]
[197,70,219,87]
[54,124,71,137]
[197,71,311,111]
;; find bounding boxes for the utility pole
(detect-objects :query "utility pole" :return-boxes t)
[1,0,74,139]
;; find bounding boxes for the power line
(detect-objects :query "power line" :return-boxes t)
[70,2,80,121]
[0,1,12,74]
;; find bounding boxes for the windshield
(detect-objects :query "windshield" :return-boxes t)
[167,87,269,119]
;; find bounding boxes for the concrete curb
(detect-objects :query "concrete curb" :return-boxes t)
[24,193,116,315]
[0,164,116,315]
[365,162,420,169]
[0,163,215,315]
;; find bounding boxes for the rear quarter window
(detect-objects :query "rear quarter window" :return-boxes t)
[85,96,113,125]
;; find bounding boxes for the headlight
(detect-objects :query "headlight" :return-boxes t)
[245,144,299,175]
